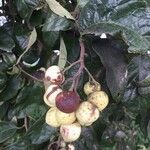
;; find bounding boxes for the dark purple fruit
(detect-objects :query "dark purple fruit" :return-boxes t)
[56,91,80,113]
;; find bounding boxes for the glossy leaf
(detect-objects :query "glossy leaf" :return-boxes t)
[26,117,57,144]
[15,0,33,19]
[46,0,74,20]
[0,76,23,102]
[58,37,67,69]
[42,31,59,49]
[0,122,17,143]
[42,12,71,31]
[0,27,15,52]
[79,0,150,53]
[91,37,128,101]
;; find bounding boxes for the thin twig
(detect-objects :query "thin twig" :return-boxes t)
[69,39,85,91]
[18,65,43,82]
[62,60,81,73]
[24,116,28,132]
[84,66,97,83]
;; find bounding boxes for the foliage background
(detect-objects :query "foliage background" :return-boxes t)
[0,0,150,149]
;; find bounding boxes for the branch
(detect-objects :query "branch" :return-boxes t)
[18,65,43,82]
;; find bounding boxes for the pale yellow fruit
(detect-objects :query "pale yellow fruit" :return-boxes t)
[44,84,62,107]
[45,107,60,127]
[84,81,101,95]
[56,109,76,125]
[88,91,109,111]
[76,101,99,126]
[45,65,64,85]
[60,122,81,142]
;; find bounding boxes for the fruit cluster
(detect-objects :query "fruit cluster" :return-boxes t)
[44,65,109,142]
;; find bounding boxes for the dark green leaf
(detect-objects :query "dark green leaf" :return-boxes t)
[0,102,9,120]
[15,0,33,19]
[42,31,59,49]
[91,37,128,101]
[74,127,100,150]
[138,55,150,87]
[0,72,7,90]
[79,0,150,53]
[0,76,23,102]
[0,27,15,52]
[25,0,42,9]
[83,22,150,53]
[9,82,45,119]
[0,122,17,143]
[26,117,57,144]
[2,53,16,67]
[42,12,72,31]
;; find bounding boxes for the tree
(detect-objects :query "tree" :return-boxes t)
[0,0,150,149]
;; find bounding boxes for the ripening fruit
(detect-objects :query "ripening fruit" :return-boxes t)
[88,91,109,111]
[43,84,62,107]
[56,109,76,125]
[84,81,101,95]
[76,101,99,126]
[60,122,81,142]
[56,91,80,113]
[45,65,65,85]
[45,107,60,127]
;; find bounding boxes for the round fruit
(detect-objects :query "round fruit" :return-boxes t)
[45,107,60,127]
[56,91,80,113]
[84,81,101,95]
[56,109,76,125]
[60,122,81,142]
[76,101,99,126]
[88,91,109,111]
[43,84,62,107]
[45,65,64,85]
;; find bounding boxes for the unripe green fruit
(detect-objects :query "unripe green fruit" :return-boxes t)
[76,101,99,126]
[88,91,109,111]
[45,107,60,127]
[84,81,101,95]
[60,122,81,142]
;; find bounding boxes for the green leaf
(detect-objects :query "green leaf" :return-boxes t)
[148,121,150,139]
[2,53,16,67]
[0,102,9,120]
[16,28,37,64]
[42,31,59,49]
[74,127,100,150]
[90,36,128,101]
[0,27,15,52]
[25,0,43,9]
[0,72,7,90]
[58,37,67,69]
[79,0,150,53]
[77,0,90,8]
[9,82,45,119]
[83,22,150,53]
[15,0,33,19]
[138,55,150,88]
[0,75,23,102]
[42,12,71,32]
[46,0,75,20]
[26,117,57,144]
[0,122,17,143]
